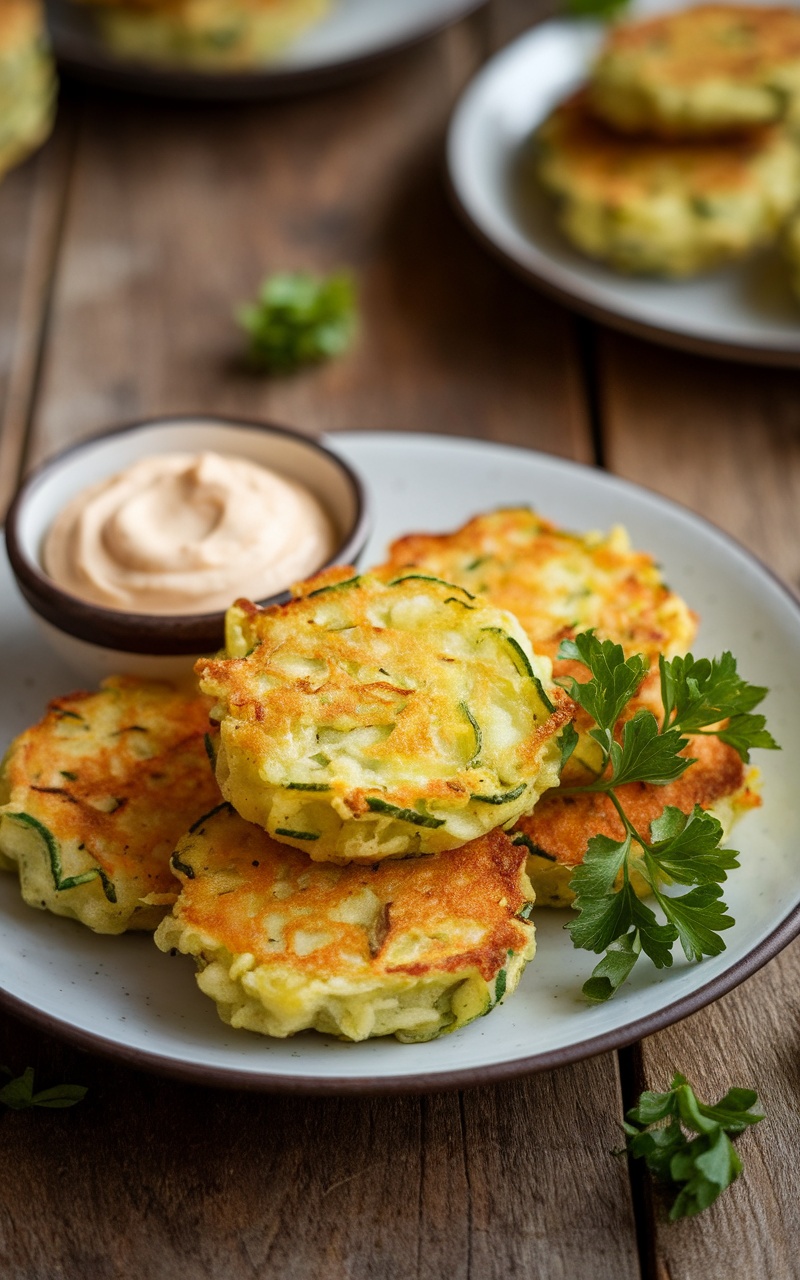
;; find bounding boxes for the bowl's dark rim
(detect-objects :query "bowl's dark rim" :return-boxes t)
[47,0,488,102]
[5,415,371,655]
[2,431,800,1095]
[445,32,800,370]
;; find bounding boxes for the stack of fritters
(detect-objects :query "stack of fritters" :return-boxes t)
[157,570,570,1041]
[70,0,332,68]
[0,0,56,183]
[535,4,800,278]
[384,507,759,910]
[0,506,761,1043]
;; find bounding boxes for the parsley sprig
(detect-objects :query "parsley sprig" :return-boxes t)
[623,1073,763,1219]
[237,271,357,373]
[556,633,778,1002]
[566,0,631,20]
[0,1065,87,1111]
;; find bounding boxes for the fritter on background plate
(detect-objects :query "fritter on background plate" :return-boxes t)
[155,807,536,1043]
[0,677,220,934]
[71,0,332,68]
[197,571,570,863]
[534,92,800,277]
[590,4,800,138]
[0,0,56,182]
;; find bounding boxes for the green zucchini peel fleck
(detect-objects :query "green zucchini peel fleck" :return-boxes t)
[365,798,445,829]
[8,812,117,903]
[387,574,475,600]
[511,832,558,863]
[306,576,362,599]
[188,801,233,834]
[479,627,555,713]
[460,702,482,767]
[470,782,528,805]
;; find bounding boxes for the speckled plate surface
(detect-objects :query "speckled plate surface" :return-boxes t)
[447,0,800,365]
[1,431,798,1093]
[46,0,486,99]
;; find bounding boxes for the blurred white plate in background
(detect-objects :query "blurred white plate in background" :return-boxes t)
[46,0,486,98]
[447,2,800,364]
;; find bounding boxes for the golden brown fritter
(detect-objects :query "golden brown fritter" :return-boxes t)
[590,4,800,137]
[155,806,536,1042]
[513,719,759,907]
[384,506,697,674]
[535,92,800,276]
[0,677,221,933]
[71,0,331,68]
[0,0,55,182]
[197,572,570,863]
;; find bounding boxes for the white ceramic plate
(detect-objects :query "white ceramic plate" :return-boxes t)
[46,0,485,99]
[2,431,799,1093]
[447,0,800,365]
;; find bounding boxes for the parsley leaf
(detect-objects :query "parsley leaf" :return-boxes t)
[659,652,778,761]
[557,634,777,1002]
[558,633,647,740]
[0,1065,87,1111]
[608,711,691,787]
[567,0,631,19]
[237,271,357,373]
[623,1073,763,1220]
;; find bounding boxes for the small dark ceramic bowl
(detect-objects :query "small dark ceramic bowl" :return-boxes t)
[6,415,370,681]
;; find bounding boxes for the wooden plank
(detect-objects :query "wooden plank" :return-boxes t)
[0,1015,638,1280]
[601,332,800,587]
[27,23,589,467]
[599,328,800,1278]
[0,110,75,516]
[0,11,640,1280]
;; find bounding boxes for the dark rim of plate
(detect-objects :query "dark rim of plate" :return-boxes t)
[47,0,489,102]
[1,432,799,1094]
[5,415,370,655]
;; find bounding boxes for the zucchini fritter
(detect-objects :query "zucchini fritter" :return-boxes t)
[0,677,220,934]
[197,572,569,863]
[385,507,697,672]
[155,806,536,1043]
[71,0,331,68]
[0,1,56,182]
[513,723,760,907]
[590,4,800,138]
[535,92,800,277]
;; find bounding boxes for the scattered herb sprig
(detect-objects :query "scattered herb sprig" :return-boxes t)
[0,1065,87,1111]
[237,271,357,373]
[566,0,631,20]
[556,634,778,1002]
[623,1073,764,1220]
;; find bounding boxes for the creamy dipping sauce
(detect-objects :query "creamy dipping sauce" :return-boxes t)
[43,451,336,614]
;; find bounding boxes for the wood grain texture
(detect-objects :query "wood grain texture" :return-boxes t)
[0,1013,639,1280]
[0,9,646,1280]
[0,110,75,516]
[628,949,800,1280]
[27,21,588,468]
[600,332,800,591]
[599,328,800,1279]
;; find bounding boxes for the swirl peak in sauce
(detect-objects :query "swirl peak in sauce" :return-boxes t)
[43,451,336,615]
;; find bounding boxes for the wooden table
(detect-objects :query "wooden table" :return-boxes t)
[2,4,800,1276]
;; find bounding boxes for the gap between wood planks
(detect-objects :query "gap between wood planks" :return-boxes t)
[0,98,78,518]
